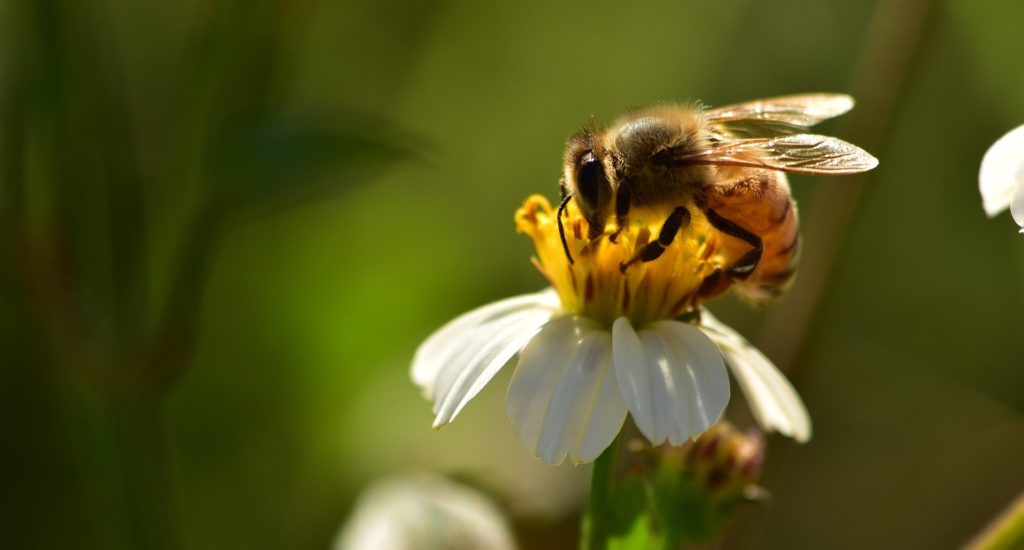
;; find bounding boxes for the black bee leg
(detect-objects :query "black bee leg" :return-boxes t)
[557,193,574,264]
[620,206,691,272]
[703,207,762,280]
[608,185,632,244]
[729,246,763,279]
[693,266,731,303]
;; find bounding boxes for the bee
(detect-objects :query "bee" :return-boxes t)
[558,93,878,305]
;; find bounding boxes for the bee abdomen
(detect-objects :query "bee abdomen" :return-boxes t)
[738,194,800,305]
[703,171,801,306]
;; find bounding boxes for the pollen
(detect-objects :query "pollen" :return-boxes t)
[515,195,730,326]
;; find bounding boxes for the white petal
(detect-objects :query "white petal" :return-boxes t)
[613,317,729,446]
[1012,180,1024,232]
[430,305,555,427]
[699,310,811,442]
[574,352,629,463]
[979,124,1024,218]
[507,316,627,465]
[653,321,732,437]
[411,289,559,393]
[611,318,656,440]
[506,316,579,453]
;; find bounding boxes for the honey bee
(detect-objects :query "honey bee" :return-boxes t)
[558,93,878,304]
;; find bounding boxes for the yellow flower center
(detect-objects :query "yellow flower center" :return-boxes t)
[515,195,731,326]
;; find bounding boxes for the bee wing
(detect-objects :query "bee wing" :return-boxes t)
[705,93,855,137]
[673,134,878,175]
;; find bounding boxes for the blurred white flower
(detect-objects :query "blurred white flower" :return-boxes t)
[334,474,515,550]
[979,124,1024,233]
[412,196,809,465]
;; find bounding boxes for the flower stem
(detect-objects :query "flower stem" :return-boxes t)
[965,491,1024,550]
[582,434,621,550]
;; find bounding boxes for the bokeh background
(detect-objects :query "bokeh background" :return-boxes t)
[2,0,1023,548]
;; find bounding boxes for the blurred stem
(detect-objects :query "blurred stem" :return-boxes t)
[727,4,934,547]
[144,205,222,399]
[756,0,935,370]
[965,491,1024,550]
[582,434,621,550]
[109,398,179,550]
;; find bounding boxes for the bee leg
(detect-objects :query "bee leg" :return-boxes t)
[702,207,762,280]
[608,184,631,244]
[557,193,575,264]
[693,266,731,303]
[619,206,691,272]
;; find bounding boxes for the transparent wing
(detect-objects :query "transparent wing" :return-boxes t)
[672,134,878,175]
[705,93,855,137]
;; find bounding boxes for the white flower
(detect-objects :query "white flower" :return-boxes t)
[411,195,810,465]
[333,474,515,550]
[412,288,810,465]
[979,124,1024,233]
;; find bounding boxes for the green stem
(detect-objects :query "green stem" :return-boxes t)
[583,434,622,550]
[110,398,179,550]
[966,492,1024,550]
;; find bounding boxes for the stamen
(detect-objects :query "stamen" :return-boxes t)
[636,227,651,247]
[514,195,735,326]
[621,279,631,314]
[669,293,693,318]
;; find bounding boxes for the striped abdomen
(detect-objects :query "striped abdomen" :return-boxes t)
[701,170,800,305]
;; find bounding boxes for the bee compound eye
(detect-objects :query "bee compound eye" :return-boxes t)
[576,152,610,211]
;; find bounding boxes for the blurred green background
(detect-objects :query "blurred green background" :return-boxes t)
[2,0,1023,548]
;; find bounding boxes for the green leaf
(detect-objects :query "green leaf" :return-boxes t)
[209,115,413,210]
[607,512,659,550]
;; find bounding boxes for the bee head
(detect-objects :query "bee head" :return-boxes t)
[563,129,614,236]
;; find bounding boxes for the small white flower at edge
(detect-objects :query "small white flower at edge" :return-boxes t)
[411,289,811,466]
[980,123,1024,233]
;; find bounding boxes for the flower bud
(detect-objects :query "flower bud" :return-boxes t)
[632,422,766,544]
[681,421,765,504]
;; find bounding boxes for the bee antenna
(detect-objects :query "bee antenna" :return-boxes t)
[557,194,575,265]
